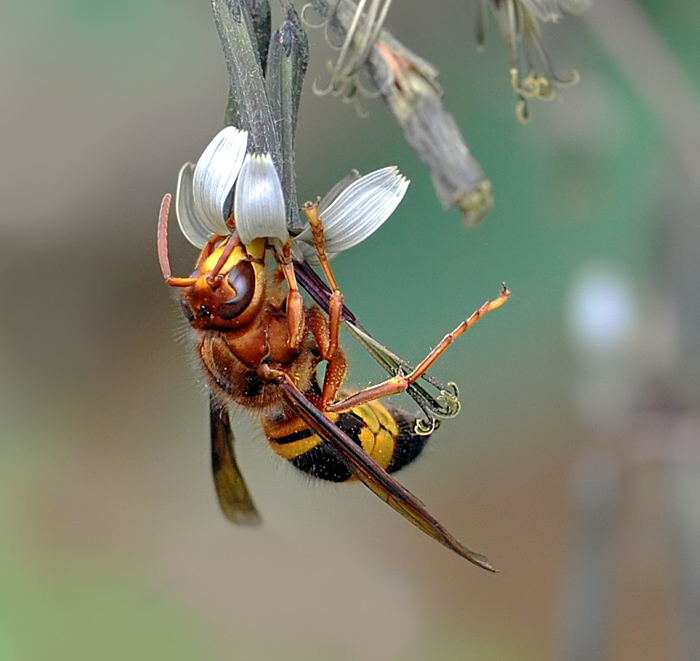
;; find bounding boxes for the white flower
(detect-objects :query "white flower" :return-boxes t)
[176,126,249,248]
[175,127,288,247]
[175,127,409,257]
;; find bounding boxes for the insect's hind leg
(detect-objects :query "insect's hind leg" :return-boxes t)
[324,284,511,413]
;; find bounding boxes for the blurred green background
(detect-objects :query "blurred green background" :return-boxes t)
[1,1,699,659]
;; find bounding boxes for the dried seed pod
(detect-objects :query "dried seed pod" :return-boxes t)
[308,0,493,226]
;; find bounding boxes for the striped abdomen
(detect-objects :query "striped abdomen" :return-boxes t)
[266,400,430,482]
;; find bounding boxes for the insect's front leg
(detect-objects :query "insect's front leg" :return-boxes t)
[302,201,343,359]
[325,285,511,413]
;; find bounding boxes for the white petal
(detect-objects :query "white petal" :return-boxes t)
[191,126,249,237]
[296,166,409,259]
[176,162,209,248]
[234,153,288,245]
[317,170,361,215]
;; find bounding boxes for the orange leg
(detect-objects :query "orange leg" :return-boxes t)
[308,307,348,408]
[206,232,241,286]
[302,202,344,358]
[274,240,304,349]
[324,284,511,413]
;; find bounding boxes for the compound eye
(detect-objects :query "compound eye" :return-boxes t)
[179,299,195,322]
[218,261,256,320]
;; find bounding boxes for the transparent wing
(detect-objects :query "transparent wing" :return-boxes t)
[272,371,496,571]
[293,259,461,433]
[210,393,261,525]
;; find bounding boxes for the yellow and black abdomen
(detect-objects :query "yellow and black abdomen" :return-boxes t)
[267,400,430,482]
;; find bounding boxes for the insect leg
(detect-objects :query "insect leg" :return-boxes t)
[274,240,305,349]
[307,307,348,407]
[295,258,460,429]
[302,201,344,358]
[325,284,511,413]
[206,231,241,284]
